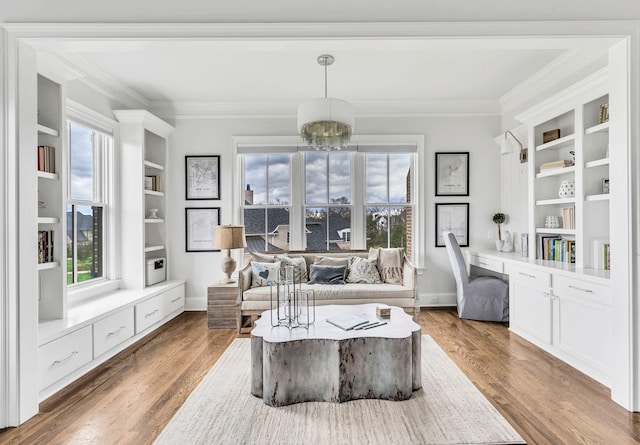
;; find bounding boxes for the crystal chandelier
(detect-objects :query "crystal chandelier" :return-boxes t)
[297,54,354,151]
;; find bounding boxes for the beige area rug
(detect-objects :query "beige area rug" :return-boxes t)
[154,336,525,445]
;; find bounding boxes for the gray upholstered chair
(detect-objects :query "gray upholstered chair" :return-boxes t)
[443,231,509,322]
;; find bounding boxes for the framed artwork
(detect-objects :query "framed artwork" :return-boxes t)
[185,155,220,200]
[435,203,469,247]
[185,207,221,252]
[435,152,469,196]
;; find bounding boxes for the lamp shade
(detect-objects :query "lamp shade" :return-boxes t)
[214,225,247,250]
[500,133,514,154]
[297,98,355,132]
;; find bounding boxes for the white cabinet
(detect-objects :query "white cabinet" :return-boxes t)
[135,294,165,333]
[114,110,174,290]
[93,307,135,358]
[38,325,92,390]
[507,264,552,345]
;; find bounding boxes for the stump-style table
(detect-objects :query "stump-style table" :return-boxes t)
[251,304,421,407]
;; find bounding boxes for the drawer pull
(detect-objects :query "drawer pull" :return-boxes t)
[478,261,489,266]
[170,297,182,303]
[519,272,536,278]
[107,326,127,337]
[569,285,593,293]
[145,309,160,318]
[52,351,78,366]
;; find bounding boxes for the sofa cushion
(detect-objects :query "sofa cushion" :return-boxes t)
[313,256,349,278]
[276,255,308,283]
[250,261,281,288]
[308,264,346,285]
[346,256,382,284]
[251,252,280,263]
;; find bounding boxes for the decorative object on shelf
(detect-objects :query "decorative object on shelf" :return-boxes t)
[148,208,159,219]
[435,152,469,196]
[501,231,514,252]
[543,129,560,144]
[435,203,469,247]
[213,225,247,283]
[500,130,528,163]
[492,212,506,241]
[520,233,528,256]
[185,155,220,200]
[539,160,573,171]
[602,178,610,194]
[494,240,504,251]
[569,150,575,165]
[185,207,221,252]
[298,54,354,151]
[545,215,560,229]
[558,180,575,198]
[599,102,609,123]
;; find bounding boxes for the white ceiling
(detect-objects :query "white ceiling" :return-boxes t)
[32,33,615,118]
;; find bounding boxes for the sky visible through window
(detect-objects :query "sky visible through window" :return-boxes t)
[366,153,410,204]
[244,154,290,205]
[69,122,94,201]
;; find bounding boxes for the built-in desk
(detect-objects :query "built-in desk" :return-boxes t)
[468,250,611,388]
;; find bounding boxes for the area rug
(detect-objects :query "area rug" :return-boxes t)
[154,336,525,445]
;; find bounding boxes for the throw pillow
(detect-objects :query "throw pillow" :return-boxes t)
[346,256,382,284]
[250,261,281,288]
[307,264,346,285]
[276,255,308,283]
[377,248,404,284]
[251,252,280,263]
[313,256,349,278]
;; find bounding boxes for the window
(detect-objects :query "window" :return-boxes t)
[237,136,421,262]
[67,119,111,285]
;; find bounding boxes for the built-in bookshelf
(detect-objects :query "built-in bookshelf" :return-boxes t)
[518,69,610,273]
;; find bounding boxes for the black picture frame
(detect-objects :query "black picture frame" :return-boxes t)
[435,203,469,247]
[435,152,469,196]
[185,207,221,252]
[185,155,221,200]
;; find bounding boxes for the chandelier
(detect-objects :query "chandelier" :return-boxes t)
[297,54,354,151]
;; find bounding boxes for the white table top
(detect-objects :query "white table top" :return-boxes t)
[252,303,420,343]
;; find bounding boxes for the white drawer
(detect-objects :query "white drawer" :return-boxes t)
[506,264,551,288]
[164,284,185,314]
[553,275,611,306]
[38,325,93,390]
[136,294,165,333]
[469,254,504,274]
[93,307,135,357]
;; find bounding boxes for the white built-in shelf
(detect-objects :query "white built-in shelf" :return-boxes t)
[536,228,576,235]
[536,166,576,179]
[585,121,610,135]
[144,190,164,197]
[37,170,58,180]
[38,217,59,224]
[37,124,59,137]
[585,158,610,169]
[585,194,610,202]
[144,160,165,170]
[536,134,576,151]
[144,245,165,253]
[37,261,60,271]
[536,197,576,206]
[144,218,164,224]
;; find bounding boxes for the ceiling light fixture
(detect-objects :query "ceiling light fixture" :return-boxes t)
[297,54,354,151]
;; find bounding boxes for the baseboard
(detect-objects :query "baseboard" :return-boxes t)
[185,296,207,311]
[417,292,456,307]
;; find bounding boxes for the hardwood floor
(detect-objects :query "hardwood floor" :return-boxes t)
[1,309,639,444]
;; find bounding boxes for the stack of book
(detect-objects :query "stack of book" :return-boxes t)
[562,207,575,229]
[38,230,54,263]
[145,175,161,192]
[376,304,391,318]
[37,145,56,173]
[539,160,573,171]
[538,235,575,263]
[592,239,611,270]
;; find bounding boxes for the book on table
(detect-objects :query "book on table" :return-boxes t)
[326,313,370,330]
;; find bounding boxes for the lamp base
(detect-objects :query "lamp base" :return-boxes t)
[219,277,236,284]
[220,253,236,284]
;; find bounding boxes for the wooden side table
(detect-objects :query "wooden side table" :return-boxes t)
[207,282,239,329]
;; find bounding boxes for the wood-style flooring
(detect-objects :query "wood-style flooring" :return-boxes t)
[1,309,639,444]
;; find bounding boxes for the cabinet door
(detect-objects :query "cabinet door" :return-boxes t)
[510,280,552,345]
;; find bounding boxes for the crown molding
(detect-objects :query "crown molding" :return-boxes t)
[113,109,174,136]
[500,48,608,115]
[36,52,83,83]
[151,99,500,119]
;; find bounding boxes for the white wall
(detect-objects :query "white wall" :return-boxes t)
[168,114,502,309]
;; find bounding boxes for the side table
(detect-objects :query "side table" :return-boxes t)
[207,282,238,329]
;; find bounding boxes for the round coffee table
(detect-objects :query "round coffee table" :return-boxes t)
[251,303,421,407]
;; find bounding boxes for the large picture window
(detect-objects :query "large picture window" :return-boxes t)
[67,120,111,285]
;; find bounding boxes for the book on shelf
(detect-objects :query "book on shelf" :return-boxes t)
[145,175,161,192]
[591,238,610,270]
[37,230,54,263]
[326,313,370,330]
[537,235,575,263]
[539,159,573,171]
[561,207,575,229]
[37,145,55,174]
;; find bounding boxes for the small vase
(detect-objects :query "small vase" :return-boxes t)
[558,180,575,198]
[502,231,514,252]
[148,208,159,219]
[495,240,504,251]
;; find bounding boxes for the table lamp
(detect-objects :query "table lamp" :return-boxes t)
[213,225,246,283]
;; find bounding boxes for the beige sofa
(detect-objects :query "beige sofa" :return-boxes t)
[237,250,418,332]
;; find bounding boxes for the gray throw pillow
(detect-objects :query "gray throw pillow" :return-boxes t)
[307,265,346,285]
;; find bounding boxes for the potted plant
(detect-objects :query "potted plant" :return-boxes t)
[492,212,506,250]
